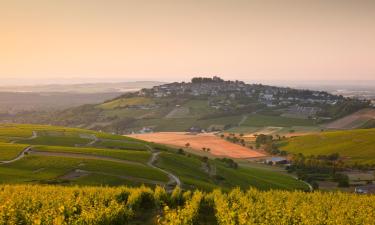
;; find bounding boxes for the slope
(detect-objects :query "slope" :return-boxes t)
[0,123,308,191]
[281,128,375,165]
[325,108,375,129]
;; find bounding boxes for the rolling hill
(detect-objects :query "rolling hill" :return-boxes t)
[281,128,375,165]
[0,123,308,191]
[4,77,369,134]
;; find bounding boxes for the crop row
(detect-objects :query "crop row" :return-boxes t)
[1,185,375,224]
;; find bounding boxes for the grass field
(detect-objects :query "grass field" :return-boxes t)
[182,99,215,118]
[229,126,321,136]
[34,145,151,163]
[243,114,316,127]
[17,135,91,147]
[133,118,197,131]
[0,155,168,184]
[0,125,33,138]
[93,139,148,151]
[98,97,154,109]
[132,114,242,132]
[281,128,375,164]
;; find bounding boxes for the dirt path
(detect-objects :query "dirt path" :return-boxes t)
[146,146,182,187]
[86,134,98,146]
[74,134,98,147]
[238,114,248,126]
[0,146,32,164]
[10,131,38,144]
[28,131,38,140]
[1,131,38,164]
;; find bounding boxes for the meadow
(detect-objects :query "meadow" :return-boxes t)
[242,114,316,127]
[1,185,374,225]
[98,96,154,110]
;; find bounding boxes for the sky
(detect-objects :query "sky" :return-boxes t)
[1,0,375,84]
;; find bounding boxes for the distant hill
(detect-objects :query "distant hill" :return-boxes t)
[0,81,165,93]
[281,128,375,165]
[2,77,370,134]
[0,92,122,113]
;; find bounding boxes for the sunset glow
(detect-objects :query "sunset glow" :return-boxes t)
[1,0,375,82]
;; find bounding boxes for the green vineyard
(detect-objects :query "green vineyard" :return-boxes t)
[1,185,374,225]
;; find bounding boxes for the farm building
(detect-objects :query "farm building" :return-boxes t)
[265,157,289,165]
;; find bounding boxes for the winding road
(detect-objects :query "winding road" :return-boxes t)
[147,150,181,187]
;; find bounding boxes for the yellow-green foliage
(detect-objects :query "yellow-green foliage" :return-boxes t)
[1,185,375,225]
[212,188,375,225]
[0,185,134,224]
[282,128,375,164]
[160,191,203,225]
[0,125,33,138]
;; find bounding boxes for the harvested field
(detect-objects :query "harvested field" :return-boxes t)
[127,132,265,159]
[325,108,375,129]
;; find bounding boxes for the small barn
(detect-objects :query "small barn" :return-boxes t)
[265,157,289,165]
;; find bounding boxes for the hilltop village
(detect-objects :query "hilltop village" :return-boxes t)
[1,77,370,135]
[140,76,341,106]
[112,76,366,122]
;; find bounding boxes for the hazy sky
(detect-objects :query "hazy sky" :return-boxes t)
[1,0,375,84]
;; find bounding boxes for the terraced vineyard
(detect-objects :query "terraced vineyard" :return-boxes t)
[1,185,375,225]
[281,128,375,165]
[0,124,308,191]
[155,152,307,191]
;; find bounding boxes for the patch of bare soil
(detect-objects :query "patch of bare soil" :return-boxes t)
[127,132,265,159]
